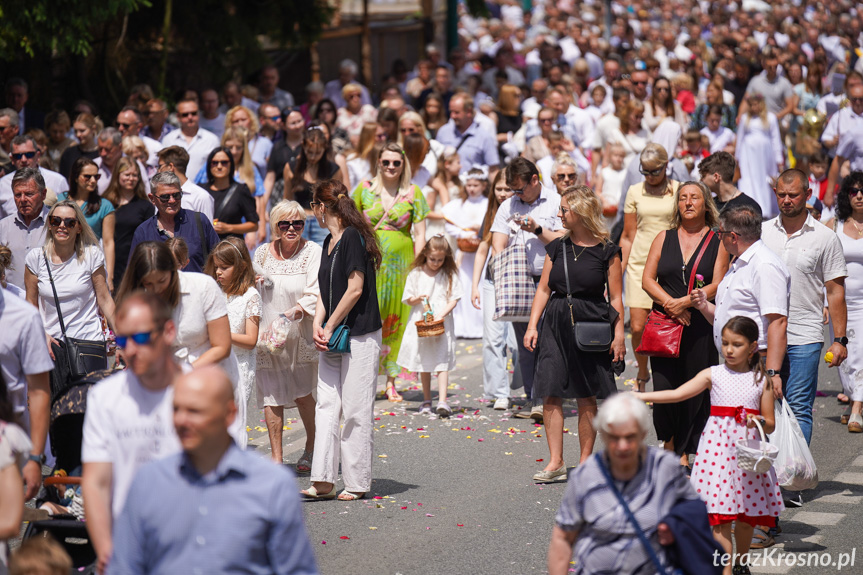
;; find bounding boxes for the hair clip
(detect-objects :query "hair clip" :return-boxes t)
[459,165,490,184]
[219,240,245,259]
[337,193,346,199]
[432,233,446,239]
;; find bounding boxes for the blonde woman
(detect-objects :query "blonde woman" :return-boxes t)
[224,105,273,178]
[346,122,379,190]
[612,100,651,168]
[336,83,378,147]
[735,92,783,219]
[398,111,444,189]
[352,142,428,400]
[221,126,263,196]
[620,144,680,391]
[24,200,115,363]
[524,185,625,479]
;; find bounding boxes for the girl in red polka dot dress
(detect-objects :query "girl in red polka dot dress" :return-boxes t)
[640,316,784,574]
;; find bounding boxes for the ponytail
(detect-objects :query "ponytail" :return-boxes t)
[313,179,382,269]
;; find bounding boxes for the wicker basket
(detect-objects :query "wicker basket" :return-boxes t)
[416,315,445,337]
[457,237,480,253]
[736,417,778,474]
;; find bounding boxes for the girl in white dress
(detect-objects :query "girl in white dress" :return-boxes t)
[205,237,262,448]
[595,142,627,230]
[442,167,489,338]
[735,93,783,219]
[397,236,461,417]
[424,146,461,242]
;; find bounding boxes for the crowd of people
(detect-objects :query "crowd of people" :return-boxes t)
[2,0,863,573]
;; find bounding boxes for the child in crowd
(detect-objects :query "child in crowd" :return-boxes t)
[397,235,461,417]
[700,105,736,154]
[424,146,461,241]
[681,129,711,177]
[595,141,627,230]
[585,84,607,124]
[443,166,489,338]
[639,316,783,575]
[165,236,190,270]
[205,237,261,448]
[806,151,833,220]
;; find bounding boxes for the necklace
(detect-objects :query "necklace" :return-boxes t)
[277,238,301,260]
[850,218,863,238]
[570,241,589,262]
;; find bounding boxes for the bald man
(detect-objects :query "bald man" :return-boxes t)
[109,366,317,575]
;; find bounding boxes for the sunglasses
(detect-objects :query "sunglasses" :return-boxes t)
[179,111,199,118]
[117,122,133,129]
[49,216,78,229]
[632,80,647,86]
[849,187,863,197]
[115,330,160,349]
[211,160,231,167]
[278,220,306,231]
[81,173,102,181]
[559,206,570,216]
[154,192,183,203]
[266,115,282,122]
[556,173,577,182]
[381,160,402,168]
[714,228,736,237]
[850,97,863,104]
[655,86,670,92]
[12,151,37,160]
[639,165,665,177]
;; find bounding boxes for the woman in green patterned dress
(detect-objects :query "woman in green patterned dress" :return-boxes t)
[352,142,428,401]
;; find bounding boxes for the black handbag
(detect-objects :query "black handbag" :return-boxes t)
[43,250,108,392]
[562,241,613,352]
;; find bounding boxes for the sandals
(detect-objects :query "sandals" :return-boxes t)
[301,484,337,500]
[841,404,853,425]
[635,376,650,393]
[418,400,433,414]
[338,490,365,501]
[848,413,863,433]
[296,450,313,474]
[385,386,403,403]
[749,526,775,549]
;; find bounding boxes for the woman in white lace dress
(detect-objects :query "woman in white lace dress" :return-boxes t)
[204,236,262,449]
[254,201,322,472]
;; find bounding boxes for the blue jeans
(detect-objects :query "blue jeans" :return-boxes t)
[303,215,329,246]
[780,342,822,444]
[481,279,519,400]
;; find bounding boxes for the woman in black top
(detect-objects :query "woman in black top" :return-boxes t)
[205,147,259,241]
[284,128,341,245]
[525,185,625,482]
[102,157,153,291]
[302,179,382,502]
[59,113,101,179]
[642,181,729,468]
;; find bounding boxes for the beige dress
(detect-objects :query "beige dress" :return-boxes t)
[254,241,321,408]
[623,180,679,309]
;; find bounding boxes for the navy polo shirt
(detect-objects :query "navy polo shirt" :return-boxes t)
[128,208,219,273]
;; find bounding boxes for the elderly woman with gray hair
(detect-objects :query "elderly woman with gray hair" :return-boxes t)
[548,393,717,575]
[253,200,321,471]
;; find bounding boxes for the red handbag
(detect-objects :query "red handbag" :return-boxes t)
[636,231,715,358]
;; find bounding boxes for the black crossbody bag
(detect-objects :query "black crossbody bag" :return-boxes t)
[562,241,613,352]
[43,250,108,394]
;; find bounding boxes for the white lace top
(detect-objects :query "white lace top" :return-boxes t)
[226,287,262,392]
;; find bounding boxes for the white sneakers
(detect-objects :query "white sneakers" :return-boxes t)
[493,398,510,410]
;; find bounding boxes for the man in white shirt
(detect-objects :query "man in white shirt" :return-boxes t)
[825,83,863,206]
[0,168,49,288]
[156,146,215,222]
[198,89,226,138]
[697,204,790,400]
[0,135,68,218]
[761,169,848,445]
[0,284,53,501]
[159,99,220,180]
[116,107,161,168]
[491,158,563,419]
[81,292,182,574]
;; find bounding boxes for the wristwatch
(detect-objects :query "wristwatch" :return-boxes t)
[534,225,543,236]
[27,453,44,465]
[834,336,849,347]
[766,369,779,377]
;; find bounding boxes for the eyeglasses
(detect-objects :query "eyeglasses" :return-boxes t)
[381,160,402,168]
[309,201,322,208]
[154,192,183,203]
[277,220,306,231]
[211,160,230,167]
[266,115,282,122]
[346,93,361,100]
[714,228,736,237]
[81,173,102,181]
[639,165,665,177]
[179,111,199,118]
[556,173,577,182]
[117,122,133,129]
[115,330,161,349]
[538,117,554,124]
[632,80,647,86]
[11,151,37,160]
[849,187,863,197]
[49,216,78,229]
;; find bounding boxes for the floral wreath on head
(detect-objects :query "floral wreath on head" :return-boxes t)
[459,165,490,185]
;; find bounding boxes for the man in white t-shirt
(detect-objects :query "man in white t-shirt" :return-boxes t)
[81,292,182,574]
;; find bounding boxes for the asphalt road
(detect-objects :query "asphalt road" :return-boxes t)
[246,336,863,575]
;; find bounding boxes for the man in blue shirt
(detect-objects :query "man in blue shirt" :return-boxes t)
[109,365,318,575]
[435,93,500,179]
[129,171,219,273]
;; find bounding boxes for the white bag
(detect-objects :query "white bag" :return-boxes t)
[768,399,818,491]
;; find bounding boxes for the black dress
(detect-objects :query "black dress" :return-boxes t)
[112,196,156,288]
[650,229,720,456]
[533,238,620,400]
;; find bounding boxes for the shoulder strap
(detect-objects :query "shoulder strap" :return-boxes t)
[455,131,473,152]
[594,454,671,575]
[686,230,715,292]
[215,182,240,221]
[194,211,209,260]
[42,249,67,339]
